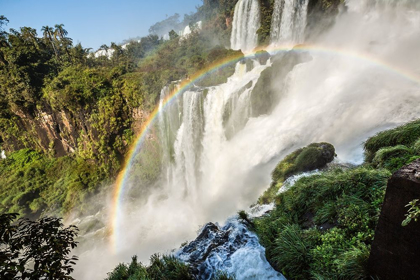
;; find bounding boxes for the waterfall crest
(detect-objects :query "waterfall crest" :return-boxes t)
[230,0,261,52]
[270,0,309,45]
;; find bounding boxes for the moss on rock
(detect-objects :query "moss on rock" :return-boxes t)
[260,142,335,203]
[272,142,336,182]
[364,120,420,162]
[372,145,418,173]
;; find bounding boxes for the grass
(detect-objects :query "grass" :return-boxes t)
[254,166,389,279]
[364,119,420,162]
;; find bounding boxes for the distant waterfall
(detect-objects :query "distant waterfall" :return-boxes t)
[231,0,261,52]
[270,0,309,45]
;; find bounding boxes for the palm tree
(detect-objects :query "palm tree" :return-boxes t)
[41,25,58,57]
[54,24,73,60]
[54,24,68,40]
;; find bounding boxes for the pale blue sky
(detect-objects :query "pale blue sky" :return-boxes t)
[0,0,202,50]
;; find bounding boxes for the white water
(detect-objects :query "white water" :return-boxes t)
[231,0,261,52]
[270,0,309,45]
[176,207,284,280]
[74,1,420,279]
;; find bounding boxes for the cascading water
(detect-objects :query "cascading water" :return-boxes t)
[74,1,420,279]
[176,204,284,280]
[270,0,309,45]
[230,0,261,52]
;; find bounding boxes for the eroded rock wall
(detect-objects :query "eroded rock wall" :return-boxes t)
[369,159,420,280]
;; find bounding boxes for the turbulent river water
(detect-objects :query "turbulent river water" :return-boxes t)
[73,1,420,279]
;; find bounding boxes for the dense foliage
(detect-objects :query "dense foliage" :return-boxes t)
[0,149,106,217]
[0,213,78,279]
[255,167,389,279]
[364,119,420,166]
[106,254,235,280]
[106,255,194,280]
[0,1,244,218]
[254,119,420,279]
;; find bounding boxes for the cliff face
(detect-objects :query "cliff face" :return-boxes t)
[369,159,420,280]
[1,103,146,160]
[306,0,344,40]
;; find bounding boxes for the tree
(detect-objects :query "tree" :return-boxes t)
[0,16,9,65]
[169,30,179,40]
[99,44,109,55]
[54,24,68,40]
[0,213,79,279]
[54,24,72,60]
[41,25,58,57]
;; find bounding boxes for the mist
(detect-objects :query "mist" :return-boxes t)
[73,1,420,279]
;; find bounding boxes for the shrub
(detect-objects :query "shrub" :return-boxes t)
[372,145,418,172]
[272,224,313,279]
[364,119,420,162]
[0,213,78,279]
[106,254,193,280]
[254,167,389,279]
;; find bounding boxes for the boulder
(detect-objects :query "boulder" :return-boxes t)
[272,142,336,183]
[368,159,420,280]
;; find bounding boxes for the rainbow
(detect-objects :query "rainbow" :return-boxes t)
[110,44,420,253]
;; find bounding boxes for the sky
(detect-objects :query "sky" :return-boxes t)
[0,0,202,50]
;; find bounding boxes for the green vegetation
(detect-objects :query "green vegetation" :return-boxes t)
[106,255,193,280]
[255,167,389,279]
[0,213,78,279]
[106,254,237,280]
[402,199,420,226]
[0,149,107,217]
[364,120,420,171]
[259,142,335,204]
[0,0,246,218]
[254,119,420,279]
[257,0,275,46]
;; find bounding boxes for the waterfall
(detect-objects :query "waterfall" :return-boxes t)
[270,0,309,45]
[158,61,267,202]
[74,2,420,279]
[230,0,261,52]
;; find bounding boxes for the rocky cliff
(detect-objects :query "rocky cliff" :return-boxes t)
[369,159,420,280]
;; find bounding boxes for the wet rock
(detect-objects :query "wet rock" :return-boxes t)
[255,50,270,66]
[368,159,420,280]
[250,50,312,118]
[272,142,336,182]
[177,217,284,280]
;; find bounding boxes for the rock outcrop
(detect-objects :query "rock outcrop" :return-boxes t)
[176,216,285,280]
[368,159,420,280]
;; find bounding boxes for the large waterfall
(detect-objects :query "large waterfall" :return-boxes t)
[270,0,309,45]
[230,0,261,52]
[74,1,420,279]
